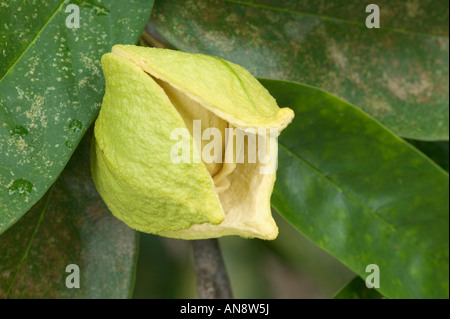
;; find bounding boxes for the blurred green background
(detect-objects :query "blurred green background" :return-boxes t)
[132,212,355,298]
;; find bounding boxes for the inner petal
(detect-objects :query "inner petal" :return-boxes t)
[212,124,243,185]
[152,77,237,193]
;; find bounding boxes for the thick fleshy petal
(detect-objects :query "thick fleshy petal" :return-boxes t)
[92,53,224,233]
[91,46,295,240]
[112,45,294,130]
[160,134,279,240]
[154,78,227,177]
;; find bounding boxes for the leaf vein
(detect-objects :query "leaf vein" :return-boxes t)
[0,0,66,82]
[5,185,54,298]
[224,0,449,38]
[277,142,444,268]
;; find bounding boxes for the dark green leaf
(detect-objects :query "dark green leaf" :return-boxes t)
[133,234,196,298]
[262,213,355,297]
[0,0,154,234]
[406,140,449,172]
[263,79,449,299]
[151,0,449,140]
[219,237,273,298]
[0,130,138,298]
[334,276,383,299]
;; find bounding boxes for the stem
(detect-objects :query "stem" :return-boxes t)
[192,239,233,299]
[140,23,174,49]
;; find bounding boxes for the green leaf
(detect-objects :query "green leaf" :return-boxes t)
[151,0,449,141]
[334,277,383,299]
[0,0,154,234]
[262,213,356,297]
[133,234,196,298]
[0,130,138,298]
[406,140,449,172]
[262,79,449,299]
[219,237,273,298]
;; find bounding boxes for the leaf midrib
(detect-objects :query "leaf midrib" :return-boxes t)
[224,0,449,38]
[5,185,54,298]
[0,0,66,83]
[277,141,447,269]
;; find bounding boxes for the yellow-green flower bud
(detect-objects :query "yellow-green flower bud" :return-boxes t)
[91,45,294,240]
